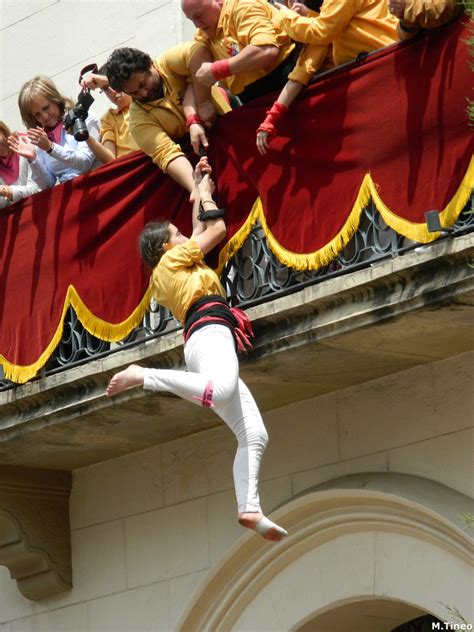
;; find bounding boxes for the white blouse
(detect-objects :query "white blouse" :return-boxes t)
[0,156,41,209]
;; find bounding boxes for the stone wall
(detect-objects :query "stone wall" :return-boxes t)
[0,351,471,631]
[0,0,195,131]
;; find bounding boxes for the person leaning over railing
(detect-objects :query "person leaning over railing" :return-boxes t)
[0,121,41,209]
[388,0,463,40]
[256,0,399,155]
[181,0,297,105]
[80,64,140,163]
[8,76,101,190]
[105,45,229,198]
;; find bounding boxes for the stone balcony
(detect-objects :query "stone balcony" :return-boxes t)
[1,231,472,472]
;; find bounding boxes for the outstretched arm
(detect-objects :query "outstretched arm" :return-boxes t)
[191,158,226,255]
[187,46,217,127]
[81,73,109,91]
[272,1,354,45]
[166,155,195,197]
[256,79,303,155]
[183,83,209,156]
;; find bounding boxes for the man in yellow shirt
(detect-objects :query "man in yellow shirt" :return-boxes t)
[273,0,398,66]
[388,0,462,40]
[257,0,399,154]
[106,44,228,196]
[181,0,297,104]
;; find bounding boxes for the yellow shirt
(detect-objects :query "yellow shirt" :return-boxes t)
[151,240,226,324]
[195,0,294,96]
[100,107,140,157]
[274,0,398,82]
[289,43,332,85]
[129,42,229,172]
[286,9,332,85]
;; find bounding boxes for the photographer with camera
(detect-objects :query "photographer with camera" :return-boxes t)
[79,64,139,164]
[8,76,101,190]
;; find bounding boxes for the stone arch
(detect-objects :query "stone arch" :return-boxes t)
[177,473,473,632]
[295,597,434,631]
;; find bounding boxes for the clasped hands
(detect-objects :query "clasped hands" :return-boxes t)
[193,155,215,200]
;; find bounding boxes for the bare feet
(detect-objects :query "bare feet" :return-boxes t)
[106,364,145,397]
[239,512,288,542]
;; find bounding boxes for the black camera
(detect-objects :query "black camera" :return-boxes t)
[63,89,94,141]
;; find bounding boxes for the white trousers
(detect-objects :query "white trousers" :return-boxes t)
[143,325,268,513]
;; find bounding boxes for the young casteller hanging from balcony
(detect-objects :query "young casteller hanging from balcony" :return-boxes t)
[106,157,288,542]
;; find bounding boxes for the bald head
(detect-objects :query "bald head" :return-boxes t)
[182,0,223,37]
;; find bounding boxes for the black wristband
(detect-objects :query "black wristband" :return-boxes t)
[197,207,225,222]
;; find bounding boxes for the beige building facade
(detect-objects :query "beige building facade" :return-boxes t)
[0,1,195,131]
[0,350,472,631]
[0,2,473,631]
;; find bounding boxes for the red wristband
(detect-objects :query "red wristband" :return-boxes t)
[185,114,204,128]
[211,59,231,81]
[257,102,288,137]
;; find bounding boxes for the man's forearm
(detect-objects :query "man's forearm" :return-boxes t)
[189,47,214,111]
[166,155,195,193]
[228,44,279,75]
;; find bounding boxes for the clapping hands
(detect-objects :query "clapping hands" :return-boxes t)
[8,133,37,162]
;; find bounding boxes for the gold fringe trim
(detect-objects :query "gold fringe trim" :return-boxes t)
[217,160,473,270]
[1,284,151,384]
[369,155,474,243]
[2,159,472,384]
[217,174,373,272]
[217,198,263,274]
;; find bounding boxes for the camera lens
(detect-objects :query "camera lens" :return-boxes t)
[73,119,89,141]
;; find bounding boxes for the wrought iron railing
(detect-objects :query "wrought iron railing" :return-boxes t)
[1,199,472,391]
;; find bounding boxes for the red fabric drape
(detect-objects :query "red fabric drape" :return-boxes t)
[0,18,471,382]
[210,18,472,254]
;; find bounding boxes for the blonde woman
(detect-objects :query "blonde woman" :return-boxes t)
[0,121,40,209]
[9,76,101,190]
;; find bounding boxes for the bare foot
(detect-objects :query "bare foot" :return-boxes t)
[239,512,287,542]
[106,364,145,397]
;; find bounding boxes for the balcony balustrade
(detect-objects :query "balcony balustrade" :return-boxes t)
[1,198,471,392]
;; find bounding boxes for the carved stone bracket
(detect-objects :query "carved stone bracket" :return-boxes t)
[0,464,72,600]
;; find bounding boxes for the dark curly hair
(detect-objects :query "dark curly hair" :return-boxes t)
[139,220,171,269]
[106,48,153,92]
